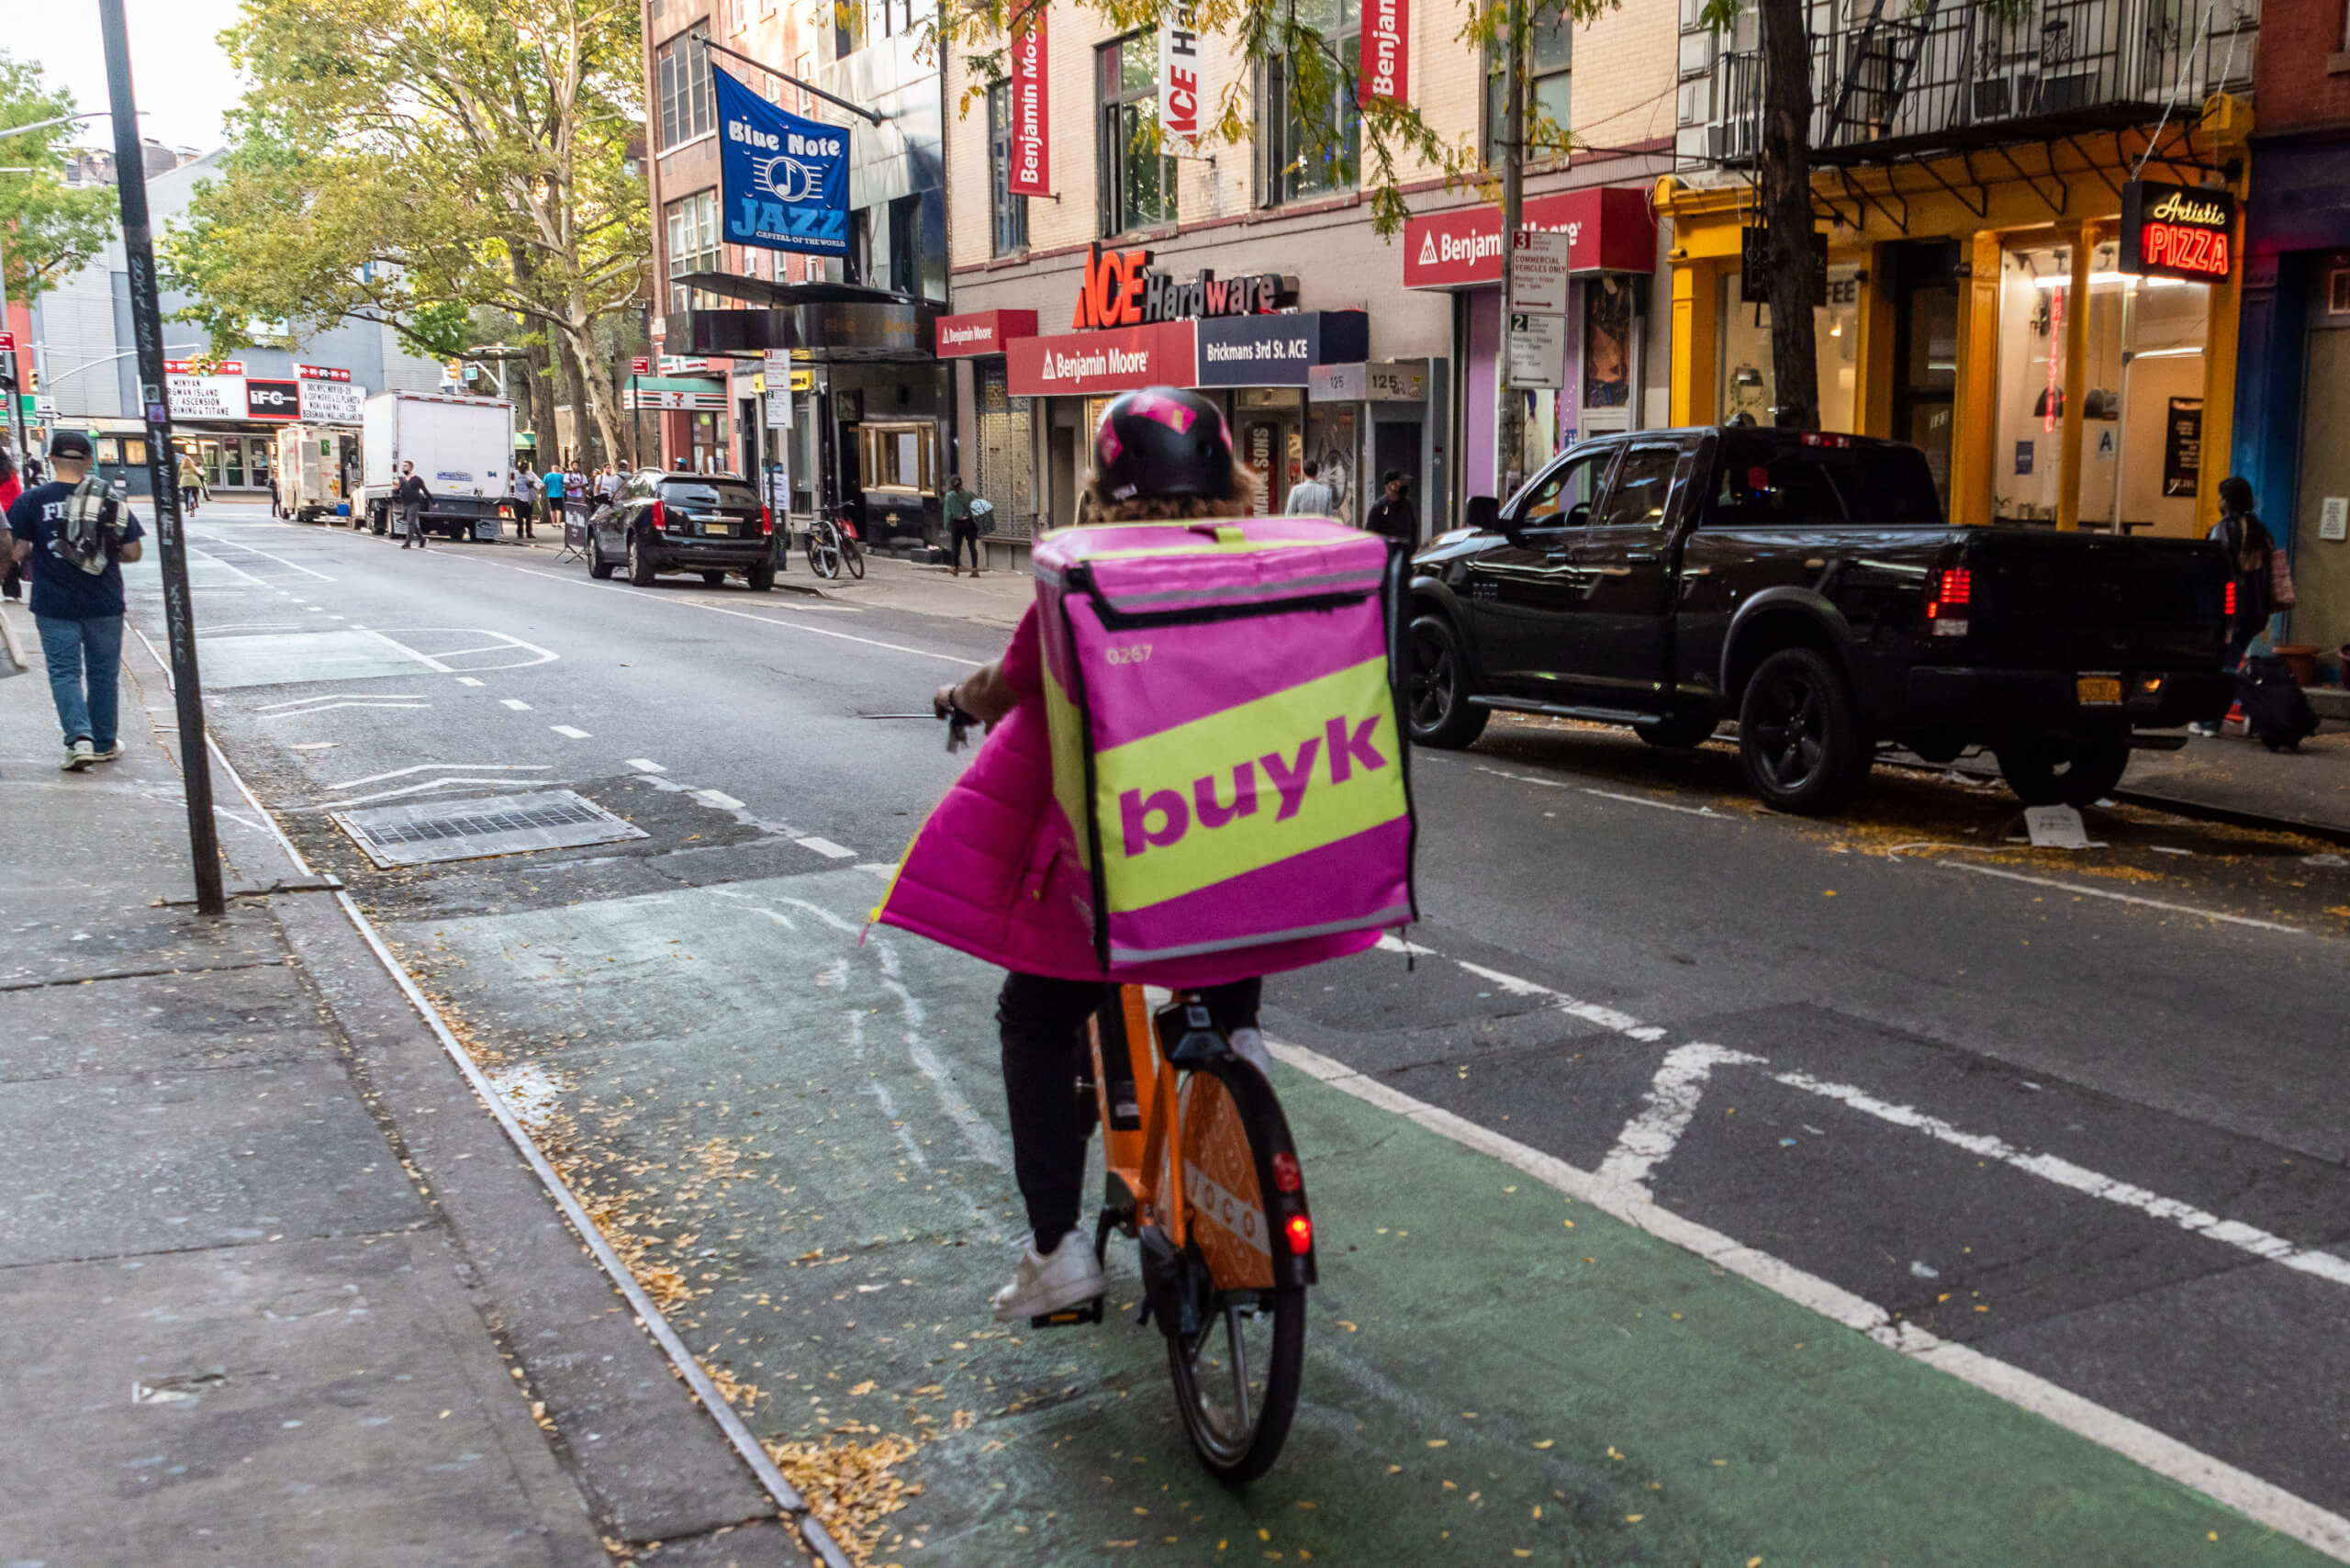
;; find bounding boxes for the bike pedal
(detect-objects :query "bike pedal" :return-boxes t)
[1031,1295,1105,1329]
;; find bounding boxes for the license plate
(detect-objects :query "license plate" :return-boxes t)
[2076,675,2122,705]
[705,521,733,537]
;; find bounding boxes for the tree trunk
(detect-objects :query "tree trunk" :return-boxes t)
[1759,0,1819,431]
[552,334,593,469]
[558,309,624,472]
[522,338,554,469]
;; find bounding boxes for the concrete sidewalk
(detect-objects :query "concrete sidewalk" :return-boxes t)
[0,603,807,1566]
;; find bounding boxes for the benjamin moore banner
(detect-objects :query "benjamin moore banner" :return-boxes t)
[711,66,850,256]
[1360,0,1407,105]
[1006,9,1050,196]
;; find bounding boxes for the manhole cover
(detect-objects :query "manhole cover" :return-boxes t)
[331,789,647,868]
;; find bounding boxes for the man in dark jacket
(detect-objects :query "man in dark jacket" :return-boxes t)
[1364,470,1416,549]
[395,462,431,549]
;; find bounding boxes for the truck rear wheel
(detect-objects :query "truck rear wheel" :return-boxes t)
[1994,736,2131,808]
[1406,614,1489,749]
[1738,647,1869,814]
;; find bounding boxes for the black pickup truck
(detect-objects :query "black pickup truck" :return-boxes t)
[1406,426,2235,812]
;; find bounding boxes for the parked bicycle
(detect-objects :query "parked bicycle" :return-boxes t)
[804,501,866,580]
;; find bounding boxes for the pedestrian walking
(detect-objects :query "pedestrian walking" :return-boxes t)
[944,474,983,577]
[597,464,621,503]
[540,463,565,535]
[1283,459,1335,517]
[5,431,146,770]
[0,450,23,601]
[1363,470,1416,549]
[175,449,203,516]
[267,467,284,520]
[395,461,432,549]
[509,465,538,540]
[2193,476,2277,737]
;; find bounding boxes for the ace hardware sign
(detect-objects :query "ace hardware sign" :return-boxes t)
[2121,180,2236,284]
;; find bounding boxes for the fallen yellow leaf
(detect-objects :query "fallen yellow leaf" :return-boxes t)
[1530,1439,1554,1450]
[1337,1321,1359,1332]
[1626,1514,1645,1523]
[1427,1439,1448,1448]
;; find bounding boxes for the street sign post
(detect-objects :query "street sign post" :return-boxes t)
[101,0,225,916]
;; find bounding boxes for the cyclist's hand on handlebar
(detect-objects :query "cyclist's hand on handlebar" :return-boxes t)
[933,682,960,721]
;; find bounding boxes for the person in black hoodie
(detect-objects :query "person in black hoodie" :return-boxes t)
[395,461,432,549]
[1364,470,1416,549]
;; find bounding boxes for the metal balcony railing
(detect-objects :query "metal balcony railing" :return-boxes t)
[1678,0,2258,169]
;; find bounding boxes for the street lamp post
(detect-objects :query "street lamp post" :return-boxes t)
[98,0,225,915]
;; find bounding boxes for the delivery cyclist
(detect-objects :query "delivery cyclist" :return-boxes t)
[875,388,1386,1323]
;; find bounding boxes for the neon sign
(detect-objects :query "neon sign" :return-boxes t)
[2121,180,2236,284]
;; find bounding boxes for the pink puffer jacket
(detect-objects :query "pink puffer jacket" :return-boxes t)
[873,603,1380,985]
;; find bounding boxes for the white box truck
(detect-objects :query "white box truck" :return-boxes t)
[356,391,515,542]
[275,424,355,524]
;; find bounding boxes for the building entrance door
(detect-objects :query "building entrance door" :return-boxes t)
[1891,241,1961,503]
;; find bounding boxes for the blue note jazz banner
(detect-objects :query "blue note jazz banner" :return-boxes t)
[711,67,850,256]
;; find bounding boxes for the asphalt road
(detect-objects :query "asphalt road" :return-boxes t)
[129,503,2350,1564]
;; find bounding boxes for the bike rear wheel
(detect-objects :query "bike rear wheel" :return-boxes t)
[843,534,866,580]
[1165,1059,1308,1484]
[805,521,842,579]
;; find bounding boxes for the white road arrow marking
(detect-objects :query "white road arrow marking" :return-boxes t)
[1595,1041,1764,1195]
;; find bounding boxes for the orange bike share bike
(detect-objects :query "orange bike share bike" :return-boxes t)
[1035,984,1318,1483]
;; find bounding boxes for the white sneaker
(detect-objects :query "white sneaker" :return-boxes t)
[61,739,95,771]
[990,1232,1104,1322]
[1228,1026,1274,1078]
[90,743,124,764]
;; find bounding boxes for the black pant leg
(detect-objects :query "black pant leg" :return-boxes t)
[997,971,1114,1250]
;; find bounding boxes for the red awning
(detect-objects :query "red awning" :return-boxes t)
[1403,185,1656,290]
[1005,320,1199,398]
[934,308,1040,358]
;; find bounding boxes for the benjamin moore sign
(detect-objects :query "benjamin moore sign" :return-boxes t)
[711,66,850,256]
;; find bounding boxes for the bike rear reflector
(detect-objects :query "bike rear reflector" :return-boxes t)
[1284,1214,1313,1255]
[649,499,667,532]
[1271,1152,1302,1193]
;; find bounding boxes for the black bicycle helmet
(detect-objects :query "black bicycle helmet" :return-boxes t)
[1092,387,1234,503]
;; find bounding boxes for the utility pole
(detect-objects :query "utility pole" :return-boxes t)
[100,0,224,916]
[1494,0,1527,498]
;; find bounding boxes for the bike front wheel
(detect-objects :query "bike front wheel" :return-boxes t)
[805,521,842,579]
[1165,1059,1309,1484]
[843,535,866,580]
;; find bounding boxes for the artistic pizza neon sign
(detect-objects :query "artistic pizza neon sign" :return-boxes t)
[2121,180,2237,284]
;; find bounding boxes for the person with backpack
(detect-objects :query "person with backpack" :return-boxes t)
[879,387,1393,1324]
[942,474,983,577]
[5,431,146,770]
[2203,476,2319,748]
[2193,477,2276,737]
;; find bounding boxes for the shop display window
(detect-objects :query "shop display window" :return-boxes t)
[1992,239,2206,532]
[1717,263,1861,433]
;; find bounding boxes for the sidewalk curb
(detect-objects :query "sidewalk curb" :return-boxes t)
[130,627,850,1568]
[1880,758,2350,851]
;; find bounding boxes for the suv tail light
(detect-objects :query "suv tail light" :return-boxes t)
[759,504,774,536]
[648,499,666,532]
[1925,564,1972,636]
[1797,431,1854,448]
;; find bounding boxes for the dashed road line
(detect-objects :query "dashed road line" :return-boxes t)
[455,676,486,687]
[625,758,666,773]
[501,699,533,711]
[796,836,856,860]
[550,724,591,739]
[694,789,745,810]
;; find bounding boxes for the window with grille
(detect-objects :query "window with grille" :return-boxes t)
[656,32,714,148]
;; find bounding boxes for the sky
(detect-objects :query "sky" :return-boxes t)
[10,0,251,154]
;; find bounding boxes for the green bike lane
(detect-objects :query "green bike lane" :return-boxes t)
[390,865,2335,1566]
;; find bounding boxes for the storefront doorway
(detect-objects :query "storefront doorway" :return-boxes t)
[1891,241,1962,501]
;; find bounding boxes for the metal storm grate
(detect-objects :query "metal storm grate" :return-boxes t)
[332,788,648,868]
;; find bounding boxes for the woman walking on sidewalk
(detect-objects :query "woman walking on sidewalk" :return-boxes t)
[2192,477,2276,736]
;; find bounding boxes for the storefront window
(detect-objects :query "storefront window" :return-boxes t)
[1991,239,2206,531]
[974,361,1035,537]
[1304,403,1358,521]
[1717,263,1861,433]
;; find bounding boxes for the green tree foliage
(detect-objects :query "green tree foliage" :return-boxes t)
[0,53,118,304]
[163,0,646,461]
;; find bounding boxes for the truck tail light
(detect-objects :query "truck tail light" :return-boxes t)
[2224,580,2237,617]
[1798,431,1854,448]
[1926,565,1971,636]
[648,499,666,532]
[759,504,774,536]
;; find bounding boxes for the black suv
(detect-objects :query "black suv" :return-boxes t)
[588,470,778,589]
[1409,426,2232,812]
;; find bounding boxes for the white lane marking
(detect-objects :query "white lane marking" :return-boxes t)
[625,758,666,773]
[256,700,431,717]
[695,790,745,810]
[855,862,897,879]
[1942,862,2311,936]
[289,742,338,751]
[497,564,985,666]
[180,546,270,587]
[1454,958,1662,1039]
[550,723,591,739]
[297,777,549,810]
[501,699,533,711]
[1581,787,1726,818]
[1774,1069,2350,1289]
[1595,1042,1764,1193]
[1373,932,1438,955]
[256,692,427,710]
[190,531,336,580]
[455,676,485,687]
[796,836,856,860]
[353,626,454,673]
[1269,1038,2350,1562]
[322,763,552,791]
